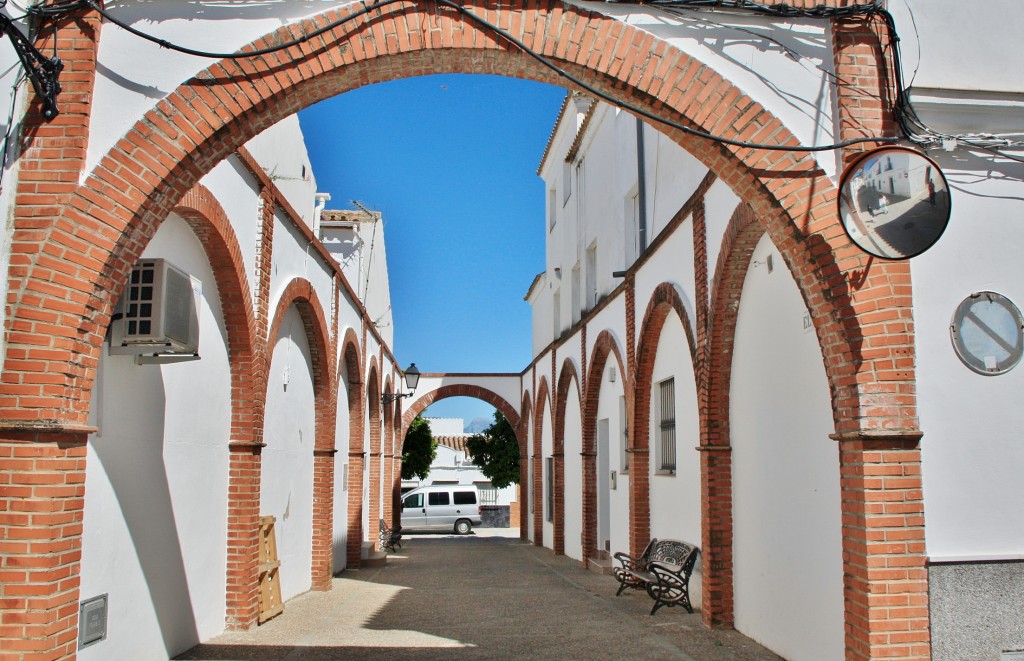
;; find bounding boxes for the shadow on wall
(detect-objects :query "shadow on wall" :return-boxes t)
[89,356,201,657]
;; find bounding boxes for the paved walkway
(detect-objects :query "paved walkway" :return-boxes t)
[178,531,783,660]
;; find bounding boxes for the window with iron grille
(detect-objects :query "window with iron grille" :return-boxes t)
[658,378,676,472]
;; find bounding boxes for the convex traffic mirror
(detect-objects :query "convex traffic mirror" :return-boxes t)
[838,147,950,259]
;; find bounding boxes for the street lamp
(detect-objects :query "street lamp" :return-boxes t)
[382,363,420,404]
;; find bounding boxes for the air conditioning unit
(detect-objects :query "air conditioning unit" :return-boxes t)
[109,258,201,362]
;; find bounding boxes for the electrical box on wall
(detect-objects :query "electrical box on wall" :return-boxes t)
[109,258,201,363]
[78,594,107,649]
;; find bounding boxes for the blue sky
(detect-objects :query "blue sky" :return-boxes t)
[299,74,566,423]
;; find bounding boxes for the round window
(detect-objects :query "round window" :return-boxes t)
[950,291,1024,375]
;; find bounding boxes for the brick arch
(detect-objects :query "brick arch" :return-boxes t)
[171,184,260,446]
[581,330,627,566]
[630,282,698,558]
[265,278,337,590]
[337,328,366,567]
[381,374,396,525]
[533,376,551,548]
[553,358,582,557]
[170,183,269,623]
[364,358,383,540]
[400,384,520,438]
[266,278,335,451]
[3,0,913,446]
[338,328,363,452]
[518,391,533,537]
[2,4,925,656]
[365,358,382,453]
[699,202,764,627]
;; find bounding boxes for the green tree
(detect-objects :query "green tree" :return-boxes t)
[401,415,436,480]
[466,410,520,488]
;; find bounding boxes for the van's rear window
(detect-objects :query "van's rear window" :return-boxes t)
[453,491,477,505]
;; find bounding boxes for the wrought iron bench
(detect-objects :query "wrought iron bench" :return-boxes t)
[379,518,402,553]
[612,538,699,615]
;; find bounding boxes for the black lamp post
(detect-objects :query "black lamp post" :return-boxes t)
[382,363,420,404]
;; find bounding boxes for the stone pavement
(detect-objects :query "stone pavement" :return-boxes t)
[178,530,784,660]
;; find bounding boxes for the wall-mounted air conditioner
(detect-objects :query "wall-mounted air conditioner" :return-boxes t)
[109,258,201,363]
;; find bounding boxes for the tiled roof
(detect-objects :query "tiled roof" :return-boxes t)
[435,434,471,455]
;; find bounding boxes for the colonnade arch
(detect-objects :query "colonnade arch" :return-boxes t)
[0,2,927,658]
[338,330,365,571]
[631,283,699,558]
[553,359,582,558]
[532,377,551,548]
[401,384,521,439]
[581,330,628,566]
[518,392,534,536]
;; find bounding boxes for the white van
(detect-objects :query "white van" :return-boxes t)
[400,484,482,534]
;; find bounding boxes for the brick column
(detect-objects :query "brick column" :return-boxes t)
[310,449,336,591]
[834,434,929,661]
[224,442,263,630]
[580,447,597,565]
[382,419,393,525]
[346,452,365,567]
[627,446,650,559]
[698,446,734,627]
[552,451,564,556]
[532,453,543,547]
[368,450,381,551]
[0,430,89,660]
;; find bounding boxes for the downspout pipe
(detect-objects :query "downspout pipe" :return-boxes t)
[638,116,647,253]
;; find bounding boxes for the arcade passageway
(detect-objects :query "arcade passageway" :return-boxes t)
[177,533,782,661]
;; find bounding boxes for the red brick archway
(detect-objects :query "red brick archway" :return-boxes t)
[532,377,551,548]
[518,391,534,537]
[553,358,582,558]
[365,359,382,548]
[338,330,365,568]
[631,283,698,558]
[581,330,627,567]
[265,279,336,593]
[0,3,926,658]
[171,185,267,628]
[4,2,911,436]
[402,383,520,437]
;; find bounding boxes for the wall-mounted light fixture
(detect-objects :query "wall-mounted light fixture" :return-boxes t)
[382,363,420,404]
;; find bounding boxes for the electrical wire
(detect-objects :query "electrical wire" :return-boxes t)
[80,0,408,60]
[438,0,895,152]
[25,0,1022,159]
[57,0,892,153]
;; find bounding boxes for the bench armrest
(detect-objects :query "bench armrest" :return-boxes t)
[613,551,646,572]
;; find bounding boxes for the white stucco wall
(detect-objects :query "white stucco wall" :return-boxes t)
[562,385,584,561]
[245,115,319,229]
[730,234,843,661]
[261,305,316,602]
[81,216,231,660]
[583,1,842,180]
[647,311,702,543]
[912,149,1024,561]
